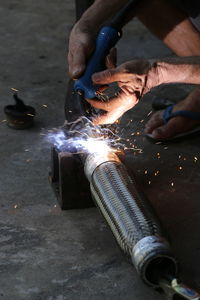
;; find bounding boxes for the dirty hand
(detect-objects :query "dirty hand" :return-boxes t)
[68,0,127,79]
[68,22,96,79]
[68,24,118,80]
[87,59,158,124]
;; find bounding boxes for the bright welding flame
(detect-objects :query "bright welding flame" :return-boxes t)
[78,138,111,155]
[47,117,116,155]
[47,116,134,155]
[48,131,112,155]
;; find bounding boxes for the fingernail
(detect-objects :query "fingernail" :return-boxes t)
[72,66,84,79]
[72,71,80,79]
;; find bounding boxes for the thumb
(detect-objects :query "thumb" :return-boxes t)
[105,47,117,69]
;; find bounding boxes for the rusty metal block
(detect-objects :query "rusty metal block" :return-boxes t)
[49,146,94,210]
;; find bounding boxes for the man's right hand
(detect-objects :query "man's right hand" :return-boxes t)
[68,23,96,79]
[67,0,130,79]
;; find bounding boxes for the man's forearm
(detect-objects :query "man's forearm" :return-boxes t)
[156,56,200,85]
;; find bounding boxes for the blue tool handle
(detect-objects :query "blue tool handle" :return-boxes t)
[74,26,121,99]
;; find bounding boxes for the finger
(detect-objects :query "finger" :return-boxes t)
[144,111,164,134]
[68,45,87,79]
[86,99,110,111]
[92,111,121,125]
[151,116,199,139]
[88,90,138,113]
[150,117,183,139]
[87,95,121,112]
[92,68,131,85]
[151,122,177,139]
[105,47,117,69]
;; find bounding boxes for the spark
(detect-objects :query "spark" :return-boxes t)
[11,88,18,92]
[26,113,34,117]
[14,205,17,209]
[164,147,168,150]
[131,131,140,136]
[147,111,152,116]
[148,181,151,185]
[154,170,160,176]
[194,156,198,162]
[42,104,48,108]
[178,166,183,170]
[171,182,174,187]
[126,119,133,126]
[156,152,161,159]
[47,116,143,157]
[47,117,123,155]
[178,155,182,159]
[144,170,148,174]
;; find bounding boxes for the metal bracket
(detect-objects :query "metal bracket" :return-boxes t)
[49,146,94,210]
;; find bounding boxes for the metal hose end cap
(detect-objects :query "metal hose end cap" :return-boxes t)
[84,151,120,182]
[132,236,177,288]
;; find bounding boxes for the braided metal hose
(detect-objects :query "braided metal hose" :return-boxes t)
[84,151,177,288]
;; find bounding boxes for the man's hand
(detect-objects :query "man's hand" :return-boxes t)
[68,23,96,79]
[67,0,129,79]
[87,91,139,125]
[87,59,158,124]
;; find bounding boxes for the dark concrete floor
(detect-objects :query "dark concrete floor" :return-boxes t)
[0,1,200,299]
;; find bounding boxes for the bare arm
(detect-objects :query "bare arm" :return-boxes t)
[155,56,200,85]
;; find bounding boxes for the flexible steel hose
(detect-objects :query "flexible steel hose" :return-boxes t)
[84,151,177,287]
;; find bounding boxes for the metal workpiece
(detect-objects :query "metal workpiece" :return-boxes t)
[83,154,200,298]
[84,150,120,181]
[84,153,168,259]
